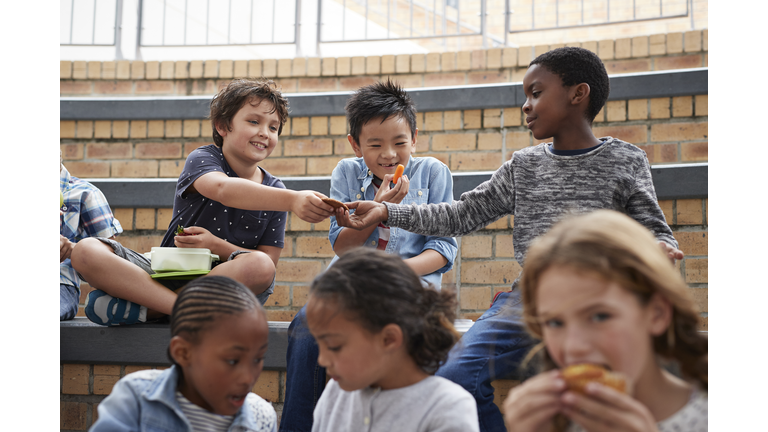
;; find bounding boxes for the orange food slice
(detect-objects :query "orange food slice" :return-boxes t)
[393,164,405,184]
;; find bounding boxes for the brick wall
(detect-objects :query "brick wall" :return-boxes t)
[60,31,707,97]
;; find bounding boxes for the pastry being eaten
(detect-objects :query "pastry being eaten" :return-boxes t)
[321,198,349,211]
[561,364,627,394]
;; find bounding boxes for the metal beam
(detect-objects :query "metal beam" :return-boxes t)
[60,68,708,119]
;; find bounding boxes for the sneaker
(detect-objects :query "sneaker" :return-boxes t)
[84,290,147,326]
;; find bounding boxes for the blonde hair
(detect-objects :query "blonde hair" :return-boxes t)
[520,210,707,389]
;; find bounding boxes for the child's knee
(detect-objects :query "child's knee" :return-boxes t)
[70,237,109,269]
[234,252,276,288]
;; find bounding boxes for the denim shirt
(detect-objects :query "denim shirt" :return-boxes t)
[91,365,277,432]
[328,156,458,288]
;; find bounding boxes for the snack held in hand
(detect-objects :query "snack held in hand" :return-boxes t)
[175,224,192,236]
[60,190,65,208]
[393,164,405,184]
[561,363,627,394]
[321,197,349,211]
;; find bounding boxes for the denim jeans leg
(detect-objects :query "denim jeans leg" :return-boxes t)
[60,284,79,321]
[436,290,537,432]
[279,305,326,432]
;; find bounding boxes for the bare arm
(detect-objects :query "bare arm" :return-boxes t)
[404,249,449,277]
[192,171,334,223]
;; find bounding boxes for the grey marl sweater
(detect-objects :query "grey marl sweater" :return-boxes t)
[384,137,677,287]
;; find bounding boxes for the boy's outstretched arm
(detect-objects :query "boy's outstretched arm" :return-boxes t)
[192,172,334,223]
[336,201,389,230]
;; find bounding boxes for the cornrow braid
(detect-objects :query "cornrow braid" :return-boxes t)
[167,275,263,366]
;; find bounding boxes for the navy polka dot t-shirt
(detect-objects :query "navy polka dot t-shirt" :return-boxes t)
[161,144,287,250]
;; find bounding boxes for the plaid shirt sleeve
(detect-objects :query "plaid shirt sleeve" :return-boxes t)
[78,185,123,240]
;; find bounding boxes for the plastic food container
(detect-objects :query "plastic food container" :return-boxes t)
[143,247,220,272]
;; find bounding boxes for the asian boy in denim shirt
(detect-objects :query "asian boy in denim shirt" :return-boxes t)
[278,80,458,432]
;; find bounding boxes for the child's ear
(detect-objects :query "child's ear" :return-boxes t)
[348,135,364,158]
[647,293,673,337]
[410,128,419,155]
[169,335,194,367]
[214,120,229,138]
[380,323,404,351]
[570,83,591,106]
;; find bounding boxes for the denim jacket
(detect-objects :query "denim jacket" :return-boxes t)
[91,365,277,432]
[329,156,458,288]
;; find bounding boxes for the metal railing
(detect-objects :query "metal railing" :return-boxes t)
[138,0,300,46]
[317,0,488,46]
[507,0,691,34]
[60,0,121,46]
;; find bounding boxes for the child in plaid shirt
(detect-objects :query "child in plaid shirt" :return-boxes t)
[60,160,122,320]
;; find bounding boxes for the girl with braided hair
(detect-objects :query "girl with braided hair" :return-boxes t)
[91,276,277,432]
[503,210,707,432]
[305,248,479,432]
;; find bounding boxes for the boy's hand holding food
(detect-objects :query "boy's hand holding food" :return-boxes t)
[373,172,409,204]
[174,226,222,252]
[291,191,335,223]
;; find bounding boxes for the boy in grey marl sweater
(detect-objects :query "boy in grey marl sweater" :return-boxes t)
[336,47,683,432]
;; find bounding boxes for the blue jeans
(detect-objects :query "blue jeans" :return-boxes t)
[279,305,324,432]
[437,290,537,432]
[279,291,536,432]
[60,284,79,320]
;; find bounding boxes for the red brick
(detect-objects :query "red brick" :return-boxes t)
[264,285,290,307]
[461,236,493,258]
[67,161,110,178]
[60,80,93,95]
[135,208,156,229]
[184,141,209,156]
[94,81,133,94]
[637,143,678,163]
[450,152,502,171]
[506,131,530,151]
[424,73,465,87]
[183,120,201,138]
[483,216,511,230]
[75,121,93,138]
[338,76,378,91]
[113,208,134,230]
[275,260,322,282]
[147,120,165,138]
[655,55,703,71]
[266,310,297,321]
[135,80,174,94]
[478,133,502,150]
[677,199,703,225]
[293,285,310,307]
[495,234,515,257]
[160,160,185,178]
[659,200,674,225]
[93,121,111,139]
[672,96,694,117]
[61,401,87,430]
[112,161,159,177]
[492,380,521,414]
[296,236,334,257]
[297,78,337,92]
[130,120,148,139]
[628,99,648,120]
[651,122,708,142]
[433,133,476,151]
[422,112,442,131]
[62,364,90,394]
[252,370,280,402]
[125,365,152,375]
[461,260,522,284]
[93,375,120,395]
[284,138,333,156]
[112,121,129,138]
[135,142,182,159]
[676,231,707,256]
[157,208,173,230]
[307,157,341,175]
[695,95,708,116]
[681,142,708,162]
[603,59,651,74]
[259,158,306,176]
[592,125,647,144]
[461,286,492,310]
[690,288,707,313]
[684,258,707,283]
[464,110,482,129]
[61,143,84,160]
[118,234,165,253]
[86,142,132,159]
[467,70,509,85]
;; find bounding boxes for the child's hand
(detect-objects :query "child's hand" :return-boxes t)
[503,370,567,432]
[561,382,658,432]
[336,201,388,230]
[60,235,74,262]
[373,174,409,204]
[291,191,334,223]
[658,241,684,263]
[174,226,220,252]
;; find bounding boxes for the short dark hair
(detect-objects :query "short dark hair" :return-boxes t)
[530,47,610,123]
[308,248,459,373]
[168,275,264,365]
[345,79,417,145]
[209,78,289,147]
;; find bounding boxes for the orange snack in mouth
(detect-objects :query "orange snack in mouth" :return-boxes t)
[561,364,627,394]
[393,164,405,184]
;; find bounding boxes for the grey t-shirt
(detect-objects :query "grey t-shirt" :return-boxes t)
[312,376,479,432]
[384,137,677,288]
